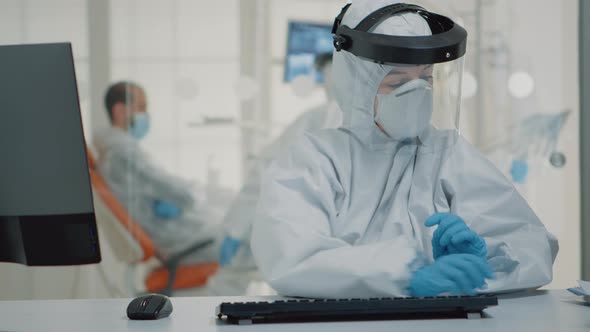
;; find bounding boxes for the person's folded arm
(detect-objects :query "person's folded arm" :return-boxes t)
[251,136,420,298]
[442,140,558,293]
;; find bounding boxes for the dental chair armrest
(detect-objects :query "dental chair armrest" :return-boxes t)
[157,238,215,296]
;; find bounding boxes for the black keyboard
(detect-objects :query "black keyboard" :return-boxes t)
[216,295,498,325]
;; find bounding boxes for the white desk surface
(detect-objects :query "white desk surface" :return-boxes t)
[0,290,589,332]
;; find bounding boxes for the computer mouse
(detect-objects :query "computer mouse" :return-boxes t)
[127,294,173,320]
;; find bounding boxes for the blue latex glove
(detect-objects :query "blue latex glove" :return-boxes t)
[153,200,182,219]
[510,159,529,184]
[409,254,494,297]
[219,236,242,267]
[425,213,487,260]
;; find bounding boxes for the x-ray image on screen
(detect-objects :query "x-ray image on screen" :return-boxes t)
[284,21,334,83]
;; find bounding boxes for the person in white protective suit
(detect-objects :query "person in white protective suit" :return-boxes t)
[94,81,222,264]
[251,0,558,298]
[206,54,343,295]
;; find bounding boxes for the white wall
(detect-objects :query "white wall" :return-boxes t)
[528,0,580,288]
[108,0,242,193]
[480,0,580,288]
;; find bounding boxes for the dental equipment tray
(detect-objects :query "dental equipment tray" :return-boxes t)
[216,294,498,324]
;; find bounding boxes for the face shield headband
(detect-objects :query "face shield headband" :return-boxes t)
[332,3,467,65]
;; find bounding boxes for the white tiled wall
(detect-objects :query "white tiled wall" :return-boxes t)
[109,0,241,192]
[0,0,91,140]
[0,0,103,300]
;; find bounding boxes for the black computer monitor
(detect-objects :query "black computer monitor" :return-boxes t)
[284,21,334,83]
[0,43,101,266]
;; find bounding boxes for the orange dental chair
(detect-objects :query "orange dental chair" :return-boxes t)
[85,147,219,296]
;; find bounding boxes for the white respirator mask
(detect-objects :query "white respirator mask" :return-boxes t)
[375,79,433,140]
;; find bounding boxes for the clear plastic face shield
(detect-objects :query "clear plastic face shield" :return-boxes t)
[332,3,466,143]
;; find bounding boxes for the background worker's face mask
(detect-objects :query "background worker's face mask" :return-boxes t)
[129,112,150,140]
[375,79,433,140]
